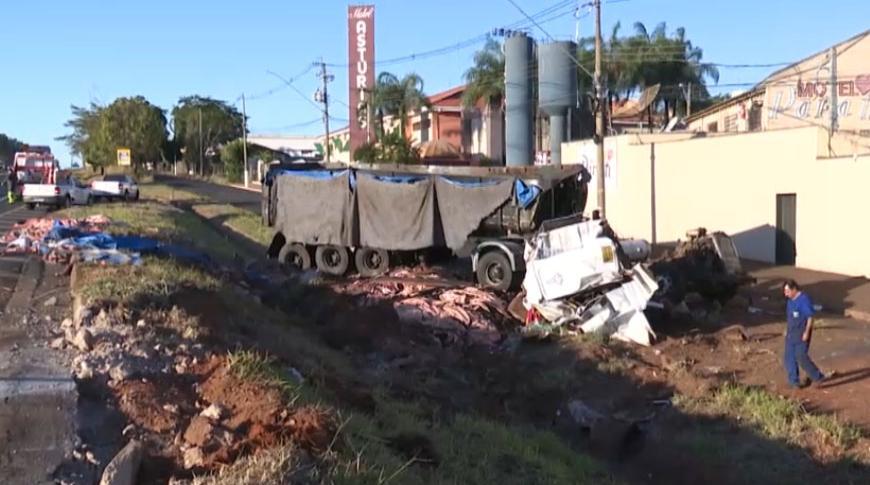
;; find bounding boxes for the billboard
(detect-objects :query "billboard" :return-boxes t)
[348,5,375,159]
[117,148,131,166]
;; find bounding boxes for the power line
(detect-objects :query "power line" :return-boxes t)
[504,0,594,79]
[325,0,577,69]
[266,69,324,114]
[244,64,316,102]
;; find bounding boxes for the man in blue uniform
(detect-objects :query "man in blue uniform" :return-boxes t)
[783,280,827,388]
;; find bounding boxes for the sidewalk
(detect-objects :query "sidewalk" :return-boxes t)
[745,261,870,322]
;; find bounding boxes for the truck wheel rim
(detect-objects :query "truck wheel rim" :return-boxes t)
[289,252,303,268]
[325,248,341,267]
[486,263,505,284]
[365,251,382,269]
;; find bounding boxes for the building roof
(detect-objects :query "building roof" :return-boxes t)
[755,29,870,87]
[685,89,763,124]
[427,85,467,105]
[687,29,870,124]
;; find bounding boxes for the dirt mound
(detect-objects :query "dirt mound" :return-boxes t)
[114,374,197,434]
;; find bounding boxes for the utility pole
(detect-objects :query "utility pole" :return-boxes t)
[687,82,692,118]
[594,0,606,217]
[830,47,838,135]
[198,108,203,177]
[316,61,334,163]
[242,94,249,188]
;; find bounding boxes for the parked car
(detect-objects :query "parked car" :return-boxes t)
[22,175,93,210]
[91,174,140,201]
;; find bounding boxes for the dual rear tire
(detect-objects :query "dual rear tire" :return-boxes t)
[278,244,389,277]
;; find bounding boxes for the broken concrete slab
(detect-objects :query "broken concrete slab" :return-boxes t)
[183,416,216,448]
[67,328,94,352]
[100,440,145,485]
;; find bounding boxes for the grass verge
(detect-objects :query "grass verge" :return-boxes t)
[191,203,273,247]
[677,383,863,449]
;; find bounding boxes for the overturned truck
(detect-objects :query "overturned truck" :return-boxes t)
[263,163,589,290]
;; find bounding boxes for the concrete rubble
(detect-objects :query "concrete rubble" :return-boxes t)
[98,440,143,485]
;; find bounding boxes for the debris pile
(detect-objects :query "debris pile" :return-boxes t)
[519,217,659,345]
[329,269,513,348]
[2,215,111,257]
[56,301,336,479]
[649,228,754,325]
[2,215,212,266]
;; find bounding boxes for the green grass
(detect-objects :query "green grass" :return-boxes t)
[192,203,274,247]
[675,383,864,449]
[75,257,219,304]
[58,201,239,262]
[140,183,208,203]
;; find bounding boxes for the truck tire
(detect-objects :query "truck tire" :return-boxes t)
[354,247,390,277]
[315,245,350,276]
[476,251,514,291]
[278,243,311,270]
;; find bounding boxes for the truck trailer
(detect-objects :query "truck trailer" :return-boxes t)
[263,163,590,290]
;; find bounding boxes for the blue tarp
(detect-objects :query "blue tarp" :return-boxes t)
[41,221,211,266]
[437,176,502,188]
[268,169,348,184]
[515,179,542,209]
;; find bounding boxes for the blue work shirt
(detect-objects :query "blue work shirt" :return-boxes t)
[786,293,815,343]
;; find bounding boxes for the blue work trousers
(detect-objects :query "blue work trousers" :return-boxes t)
[783,340,823,386]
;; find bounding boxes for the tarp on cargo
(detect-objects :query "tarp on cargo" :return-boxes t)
[275,171,353,246]
[356,173,436,250]
[434,176,514,251]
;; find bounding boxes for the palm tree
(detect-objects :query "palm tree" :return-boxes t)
[628,22,719,122]
[462,38,506,109]
[372,72,429,139]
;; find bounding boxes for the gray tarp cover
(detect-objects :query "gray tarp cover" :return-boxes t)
[275,173,352,245]
[435,177,515,250]
[356,174,436,250]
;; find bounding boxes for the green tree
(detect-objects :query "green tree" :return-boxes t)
[171,96,243,175]
[57,103,106,170]
[372,72,429,139]
[99,96,168,167]
[57,98,166,171]
[0,134,26,166]
[462,38,506,110]
[353,126,420,164]
[219,139,251,183]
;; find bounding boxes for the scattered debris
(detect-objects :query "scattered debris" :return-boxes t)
[98,440,143,485]
[200,403,227,421]
[68,328,94,352]
[519,218,659,346]
[44,296,58,307]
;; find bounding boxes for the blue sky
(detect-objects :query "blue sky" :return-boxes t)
[2,0,868,166]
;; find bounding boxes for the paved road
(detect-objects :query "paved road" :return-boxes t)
[155,175,261,214]
[0,204,77,484]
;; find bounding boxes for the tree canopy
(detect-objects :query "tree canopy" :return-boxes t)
[371,72,429,139]
[463,37,506,109]
[0,134,26,166]
[57,97,167,170]
[171,96,244,175]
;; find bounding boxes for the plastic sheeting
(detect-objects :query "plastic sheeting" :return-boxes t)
[434,176,515,251]
[356,173,436,250]
[274,171,354,246]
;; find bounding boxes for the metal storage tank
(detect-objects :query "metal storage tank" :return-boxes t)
[538,41,577,165]
[504,33,534,167]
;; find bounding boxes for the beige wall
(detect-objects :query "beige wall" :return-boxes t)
[563,127,870,277]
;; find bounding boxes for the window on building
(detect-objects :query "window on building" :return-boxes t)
[724,114,738,132]
[749,104,762,131]
[707,122,718,133]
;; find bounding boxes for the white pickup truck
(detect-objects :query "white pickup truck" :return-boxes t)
[22,176,93,210]
[90,174,140,201]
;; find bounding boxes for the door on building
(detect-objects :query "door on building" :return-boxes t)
[775,194,797,265]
